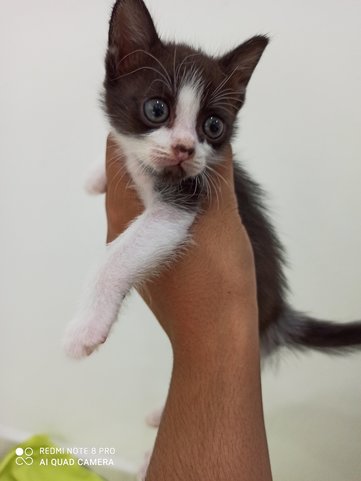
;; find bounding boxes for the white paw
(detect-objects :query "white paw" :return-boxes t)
[137,451,152,481]
[84,164,107,195]
[63,320,109,359]
[146,407,163,428]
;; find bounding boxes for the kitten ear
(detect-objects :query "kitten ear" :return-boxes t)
[218,35,269,92]
[107,0,160,74]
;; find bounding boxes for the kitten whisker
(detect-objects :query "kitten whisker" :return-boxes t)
[108,164,128,196]
[106,151,127,172]
[185,64,204,93]
[173,46,177,92]
[106,157,124,172]
[136,49,173,85]
[113,66,172,92]
[202,171,212,204]
[202,172,210,202]
[209,104,239,115]
[210,66,243,100]
[147,78,171,93]
[204,170,220,210]
[211,87,240,99]
[153,147,171,156]
[116,49,173,92]
[192,174,199,197]
[175,53,201,87]
[206,164,229,187]
[209,95,243,104]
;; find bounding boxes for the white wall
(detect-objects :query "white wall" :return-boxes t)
[0,0,360,479]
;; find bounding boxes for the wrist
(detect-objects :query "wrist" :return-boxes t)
[171,302,259,369]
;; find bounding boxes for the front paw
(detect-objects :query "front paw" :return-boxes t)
[137,451,152,481]
[146,407,163,428]
[63,320,109,359]
[84,164,107,195]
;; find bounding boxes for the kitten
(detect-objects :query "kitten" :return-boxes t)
[64,0,361,359]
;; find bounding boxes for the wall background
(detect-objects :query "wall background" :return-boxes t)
[0,0,360,479]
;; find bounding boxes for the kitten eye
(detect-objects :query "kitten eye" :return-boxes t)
[203,116,225,140]
[143,98,169,124]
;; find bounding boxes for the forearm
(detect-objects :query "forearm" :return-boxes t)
[146,309,273,481]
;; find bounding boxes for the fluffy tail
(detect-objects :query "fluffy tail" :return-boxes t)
[263,308,361,355]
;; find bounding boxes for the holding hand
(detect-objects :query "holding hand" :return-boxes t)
[105,134,258,351]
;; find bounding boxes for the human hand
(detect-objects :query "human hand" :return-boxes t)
[106,134,271,481]
[105,134,258,354]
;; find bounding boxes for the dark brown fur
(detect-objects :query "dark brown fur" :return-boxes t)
[103,0,361,354]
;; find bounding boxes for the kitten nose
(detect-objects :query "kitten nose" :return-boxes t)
[172,143,195,163]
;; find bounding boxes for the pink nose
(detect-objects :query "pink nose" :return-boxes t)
[172,143,195,163]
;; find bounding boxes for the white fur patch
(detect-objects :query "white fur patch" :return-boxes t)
[146,406,163,428]
[138,450,153,481]
[64,201,195,358]
[84,162,107,195]
[171,83,202,148]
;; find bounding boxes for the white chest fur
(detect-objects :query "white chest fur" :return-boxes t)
[64,145,196,359]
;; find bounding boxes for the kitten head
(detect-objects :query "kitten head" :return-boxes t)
[104,0,268,183]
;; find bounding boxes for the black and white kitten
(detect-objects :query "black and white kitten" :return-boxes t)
[64,0,361,359]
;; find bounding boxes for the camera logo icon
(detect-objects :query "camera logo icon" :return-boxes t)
[15,447,34,466]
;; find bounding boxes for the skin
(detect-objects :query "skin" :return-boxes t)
[105,134,273,480]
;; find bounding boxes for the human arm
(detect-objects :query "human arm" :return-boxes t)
[105,135,273,480]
